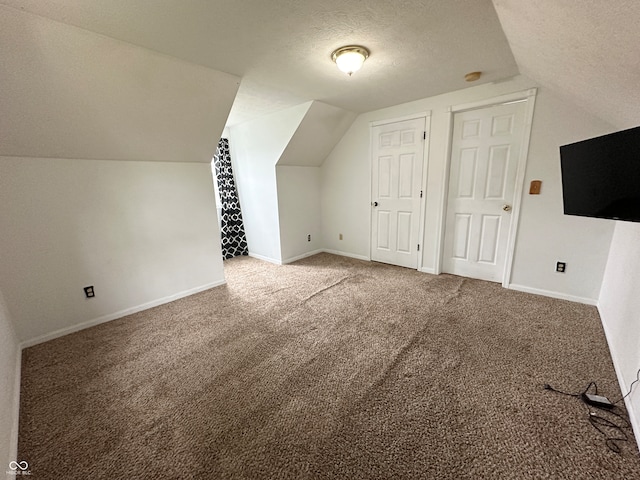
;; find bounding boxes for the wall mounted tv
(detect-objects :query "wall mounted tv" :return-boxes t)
[560,125,640,223]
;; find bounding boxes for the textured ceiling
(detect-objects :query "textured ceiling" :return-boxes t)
[492,0,640,129]
[0,0,519,124]
[4,0,635,129]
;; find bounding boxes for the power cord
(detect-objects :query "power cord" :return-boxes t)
[612,368,640,405]
[543,369,640,454]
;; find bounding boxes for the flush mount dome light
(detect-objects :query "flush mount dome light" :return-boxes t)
[331,45,370,76]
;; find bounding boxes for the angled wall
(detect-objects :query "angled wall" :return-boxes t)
[0,5,238,162]
[278,102,357,167]
[277,102,356,262]
[229,103,312,263]
[230,101,356,263]
[0,7,240,344]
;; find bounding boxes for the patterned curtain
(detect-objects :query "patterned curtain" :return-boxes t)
[213,139,249,259]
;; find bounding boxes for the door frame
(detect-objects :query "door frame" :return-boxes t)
[435,88,537,287]
[369,112,432,271]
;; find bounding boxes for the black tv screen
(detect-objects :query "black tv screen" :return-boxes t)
[560,125,640,223]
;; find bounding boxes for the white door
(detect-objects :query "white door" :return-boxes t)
[442,101,527,282]
[371,117,425,269]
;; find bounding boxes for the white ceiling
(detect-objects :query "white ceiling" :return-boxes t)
[492,0,640,129]
[0,4,240,161]
[1,0,518,125]
[2,0,638,129]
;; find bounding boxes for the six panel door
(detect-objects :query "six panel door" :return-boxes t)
[442,101,527,282]
[371,117,426,269]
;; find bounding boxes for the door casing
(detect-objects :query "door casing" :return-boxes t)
[435,88,537,287]
[369,113,431,270]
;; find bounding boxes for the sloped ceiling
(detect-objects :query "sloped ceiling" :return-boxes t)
[278,102,357,167]
[492,0,640,129]
[3,0,636,133]
[0,0,518,124]
[0,5,239,162]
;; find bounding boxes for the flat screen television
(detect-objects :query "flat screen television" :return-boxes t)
[560,125,640,223]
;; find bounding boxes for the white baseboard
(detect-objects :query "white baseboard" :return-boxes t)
[507,284,597,305]
[598,306,640,453]
[21,280,226,348]
[248,252,282,265]
[251,249,371,264]
[419,266,437,274]
[282,249,324,264]
[321,249,370,262]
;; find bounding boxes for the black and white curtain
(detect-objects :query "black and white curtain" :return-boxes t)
[213,139,249,259]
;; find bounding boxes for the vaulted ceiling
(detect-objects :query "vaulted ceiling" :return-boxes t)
[2,0,638,129]
[492,0,640,129]
[1,0,517,126]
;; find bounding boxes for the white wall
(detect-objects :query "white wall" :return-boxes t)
[508,87,615,301]
[0,158,224,344]
[320,119,372,259]
[0,5,239,163]
[276,166,322,262]
[0,289,20,479]
[0,6,238,464]
[229,103,311,263]
[229,101,355,264]
[278,102,357,167]
[0,4,240,345]
[599,221,640,443]
[321,75,615,303]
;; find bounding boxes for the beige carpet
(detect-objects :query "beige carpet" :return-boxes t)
[18,253,640,479]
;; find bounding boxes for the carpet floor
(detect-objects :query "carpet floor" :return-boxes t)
[18,253,640,479]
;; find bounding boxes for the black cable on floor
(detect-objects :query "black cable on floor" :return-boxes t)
[543,372,639,454]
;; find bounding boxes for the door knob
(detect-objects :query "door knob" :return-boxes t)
[372,201,378,207]
[502,204,512,212]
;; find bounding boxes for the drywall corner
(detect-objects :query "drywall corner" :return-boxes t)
[598,221,640,452]
[0,289,21,476]
[276,166,322,261]
[229,102,311,262]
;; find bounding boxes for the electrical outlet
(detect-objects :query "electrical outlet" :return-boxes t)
[307,234,311,242]
[556,262,566,273]
[339,233,343,240]
[84,286,95,298]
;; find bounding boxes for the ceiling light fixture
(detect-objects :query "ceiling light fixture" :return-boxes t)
[331,45,370,76]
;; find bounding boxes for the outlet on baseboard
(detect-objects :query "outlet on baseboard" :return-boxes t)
[556,262,566,273]
[307,234,311,242]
